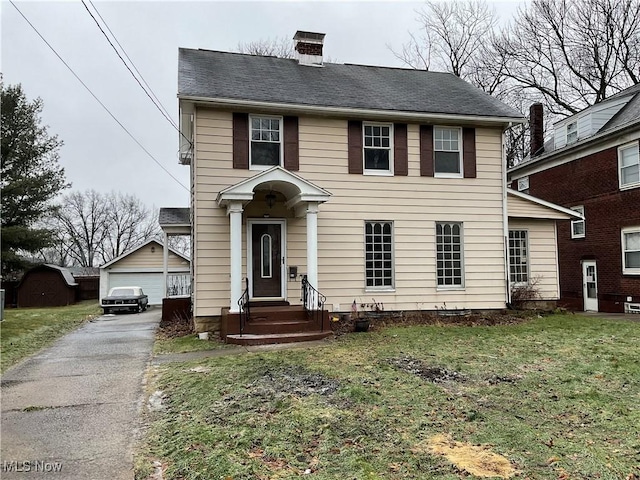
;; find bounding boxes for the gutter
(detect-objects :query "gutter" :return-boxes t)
[178,95,525,127]
[502,124,512,305]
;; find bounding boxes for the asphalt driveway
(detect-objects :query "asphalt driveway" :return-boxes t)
[1,308,160,479]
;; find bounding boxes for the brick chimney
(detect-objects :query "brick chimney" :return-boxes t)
[529,103,544,157]
[293,30,325,66]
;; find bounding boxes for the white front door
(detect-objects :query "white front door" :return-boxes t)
[582,261,598,312]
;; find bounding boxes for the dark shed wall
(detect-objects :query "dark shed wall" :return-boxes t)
[17,269,77,308]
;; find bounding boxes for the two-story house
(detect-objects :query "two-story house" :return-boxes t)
[163,31,579,343]
[509,84,640,313]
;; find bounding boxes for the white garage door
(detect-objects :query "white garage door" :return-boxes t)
[108,273,164,305]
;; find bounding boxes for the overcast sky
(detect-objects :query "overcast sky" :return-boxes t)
[2,0,523,212]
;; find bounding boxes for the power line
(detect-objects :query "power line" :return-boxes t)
[86,0,177,129]
[81,0,179,132]
[9,0,189,192]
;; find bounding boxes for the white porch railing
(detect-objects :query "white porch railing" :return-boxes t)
[166,274,191,297]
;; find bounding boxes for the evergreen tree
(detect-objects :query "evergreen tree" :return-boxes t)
[1,82,68,277]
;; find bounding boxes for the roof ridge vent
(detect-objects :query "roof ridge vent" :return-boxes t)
[293,30,325,67]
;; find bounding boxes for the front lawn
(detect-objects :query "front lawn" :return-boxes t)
[0,301,101,372]
[139,314,640,479]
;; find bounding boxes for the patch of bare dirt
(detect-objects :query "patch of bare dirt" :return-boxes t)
[388,356,467,383]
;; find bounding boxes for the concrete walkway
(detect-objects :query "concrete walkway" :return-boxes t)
[1,309,160,479]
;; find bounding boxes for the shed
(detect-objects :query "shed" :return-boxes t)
[100,239,191,306]
[17,264,78,308]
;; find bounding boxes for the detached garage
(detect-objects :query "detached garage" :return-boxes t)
[99,239,190,305]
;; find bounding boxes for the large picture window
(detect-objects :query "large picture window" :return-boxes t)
[622,227,640,274]
[619,142,639,189]
[509,230,529,284]
[365,221,394,288]
[250,116,282,167]
[363,124,392,174]
[436,222,464,287]
[434,127,462,176]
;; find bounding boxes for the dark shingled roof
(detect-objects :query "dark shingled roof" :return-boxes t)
[178,48,522,120]
[159,207,190,226]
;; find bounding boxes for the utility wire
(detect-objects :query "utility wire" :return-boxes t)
[80,0,178,132]
[86,0,177,129]
[9,0,189,192]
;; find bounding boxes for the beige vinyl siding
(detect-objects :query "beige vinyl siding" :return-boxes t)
[508,194,572,220]
[508,218,560,299]
[193,109,508,317]
[112,243,189,270]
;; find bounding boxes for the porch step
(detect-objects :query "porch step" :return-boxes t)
[244,319,321,335]
[225,331,333,346]
[248,300,290,308]
[221,305,330,339]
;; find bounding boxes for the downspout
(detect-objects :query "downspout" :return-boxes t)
[502,123,512,306]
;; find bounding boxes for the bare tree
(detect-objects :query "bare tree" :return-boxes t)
[53,190,110,267]
[392,0,499,79]
[494,0,640,115]
[100,192,159,263]
[45,190,160,267]
[237,36,295,58]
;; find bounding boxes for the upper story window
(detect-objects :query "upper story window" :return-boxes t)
[363,123,393,174]
[365,221,394,289]
[622,227,640,274]
[566,121,578,144]
[571,206,585,239]
[517,176,530,193]
[436,222,464,288]
[619,141,639,190]
[250,115,282,168]
[434,127,462,177]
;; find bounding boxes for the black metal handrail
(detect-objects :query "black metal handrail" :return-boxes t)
[237,278,250,336]
[301,275,326,332]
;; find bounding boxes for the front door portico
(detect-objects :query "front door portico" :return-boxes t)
[216,166,331,312]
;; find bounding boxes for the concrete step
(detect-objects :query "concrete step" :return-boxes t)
[225,331,333,346]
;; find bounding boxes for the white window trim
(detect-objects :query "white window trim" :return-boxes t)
[434,126,464,178]
[618,141,640,191]
[621,226,640,275]
[517,176,529,192]
[435,221,465,290]
[508,229,529,286]
[260,233,273,279]
[362,122,394,176]
[249,114,284,171]
[566,121,578,144]
[364,220,396,291]
[571,205,585,239]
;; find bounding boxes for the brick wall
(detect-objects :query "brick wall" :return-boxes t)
[514,144,640,312]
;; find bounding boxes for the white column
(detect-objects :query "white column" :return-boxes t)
[306,202,319,294]
[163,231,169,298]
[228,202,244,313]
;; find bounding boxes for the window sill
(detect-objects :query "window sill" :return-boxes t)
[250,164,281,171]
[363,170,394,176]
[622,269,640,275]
[365,288,396,293]
[619,182,640,191]
[436,286,466,291]
[571,234,586,240]
[434,173,463,179]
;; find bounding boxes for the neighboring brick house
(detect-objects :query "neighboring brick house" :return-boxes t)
[509,84,640,313]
